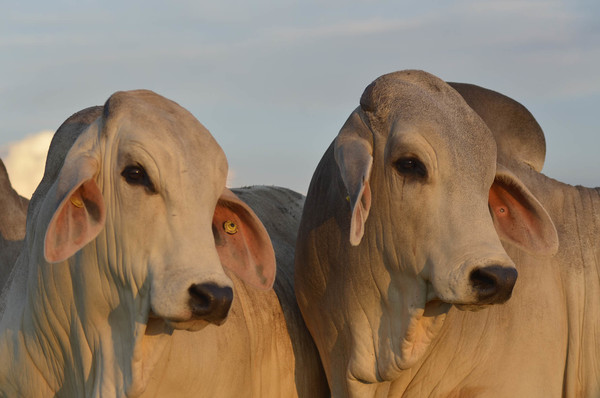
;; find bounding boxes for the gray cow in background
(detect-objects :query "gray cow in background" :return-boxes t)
[0,160,28,293]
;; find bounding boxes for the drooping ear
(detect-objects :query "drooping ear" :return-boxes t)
[212,188,276,290]
[489,164,558,255]
[334,110,374,246]
[44,155,106,263]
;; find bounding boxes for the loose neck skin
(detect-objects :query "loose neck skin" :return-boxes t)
[0,230,166,398]
[509,165,599,397]
[296,143,445,397]
[498,160,600,398]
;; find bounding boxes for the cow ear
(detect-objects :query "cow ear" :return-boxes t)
[212,188,276,290]
[489,165,558,255]
[334,110,374,246]
[44,156,106,263]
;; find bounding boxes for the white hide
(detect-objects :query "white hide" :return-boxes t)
[0,92,278,397]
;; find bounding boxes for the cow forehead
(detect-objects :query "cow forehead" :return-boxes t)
[372,70,498,160]
[385,103,497,185]
[102,90,227,173]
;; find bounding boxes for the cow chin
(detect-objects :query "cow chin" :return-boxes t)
[166,318,213,332]
[454,303,490,312]
[147,308,216,332]
[397,300,452,370]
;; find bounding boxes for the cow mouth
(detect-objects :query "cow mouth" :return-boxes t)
[148,308,213,332]
[424,299,451,317]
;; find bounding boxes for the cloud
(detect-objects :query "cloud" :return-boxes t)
[226,168,236,188]
[1,131,53,198]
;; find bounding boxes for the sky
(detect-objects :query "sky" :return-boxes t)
[1,0,599,197]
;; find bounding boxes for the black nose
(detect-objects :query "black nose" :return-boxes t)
[188,283,233,325]
[470,265,518,304]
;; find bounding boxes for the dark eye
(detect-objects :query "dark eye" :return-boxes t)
[395,157,427,178]
[121,165,156,193]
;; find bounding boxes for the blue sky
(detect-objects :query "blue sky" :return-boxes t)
[1,0,599,193]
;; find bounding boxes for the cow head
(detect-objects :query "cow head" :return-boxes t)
[42,91,275,331]
[31,90,277,394]
[296,70,558,389]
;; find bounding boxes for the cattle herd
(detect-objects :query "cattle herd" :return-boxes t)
[0,70,598,397]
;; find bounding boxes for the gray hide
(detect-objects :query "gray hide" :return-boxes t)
[0,160,28,293]
[449,82,547,172]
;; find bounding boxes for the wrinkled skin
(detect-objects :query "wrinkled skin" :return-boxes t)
[0,160,28,295]
[0,91,280,397]
[139,186,329,398]
[295,70,559,397]
[448,83,600,397]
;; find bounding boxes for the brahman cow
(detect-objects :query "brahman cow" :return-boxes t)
[0,91,327,397]
[294,70,559,397]
[0,160,28,293]
[446,82,599,397]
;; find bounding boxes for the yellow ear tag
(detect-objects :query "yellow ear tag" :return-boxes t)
[346,195,351,203]
[223,220,238,235]
[70,196,84,208]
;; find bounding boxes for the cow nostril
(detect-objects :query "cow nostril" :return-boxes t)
[188,283,233,325]
[470,268,497,293]
[469,265,518,304]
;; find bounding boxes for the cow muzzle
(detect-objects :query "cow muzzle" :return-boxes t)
[469,265,518,305]
[188,282,234,325]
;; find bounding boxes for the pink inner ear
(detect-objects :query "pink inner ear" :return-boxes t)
[489,179,557,255]
[349,180,372,246]
[44,179,106,263]
[212,199,276,290]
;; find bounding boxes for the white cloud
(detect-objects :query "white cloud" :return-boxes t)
[1,131,53,198]
[226,168,236,188]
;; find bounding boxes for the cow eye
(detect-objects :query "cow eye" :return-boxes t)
[395,157,427,178]
[121,165,156,192]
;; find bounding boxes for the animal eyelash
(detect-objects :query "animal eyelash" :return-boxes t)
[394,157,428,179]
[121,164,157,193]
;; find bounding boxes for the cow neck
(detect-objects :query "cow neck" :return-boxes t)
[4,229,167,397]
[559,183,600,398]
[512,163,600,397]
[516,165,600,278]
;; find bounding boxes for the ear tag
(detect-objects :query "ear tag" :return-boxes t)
[346,195,351,202]
[70,197,84,208]
[223,220,238,235]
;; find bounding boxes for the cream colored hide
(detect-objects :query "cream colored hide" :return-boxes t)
[0,91,279,397]
[295,70,559,397]
[0,159,28,293]
[140,186,329,398]
[448,83,600,397]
